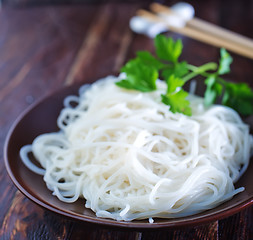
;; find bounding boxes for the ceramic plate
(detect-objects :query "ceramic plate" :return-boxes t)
[4,83,253,229]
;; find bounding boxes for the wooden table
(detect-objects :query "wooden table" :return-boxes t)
[0,0,252,239]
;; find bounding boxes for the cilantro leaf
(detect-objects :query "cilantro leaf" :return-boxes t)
[218,48,233,75]
[116,59,158,92]
[154,34,183,63]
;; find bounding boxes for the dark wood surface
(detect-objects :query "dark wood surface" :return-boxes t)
[0,0,252,239]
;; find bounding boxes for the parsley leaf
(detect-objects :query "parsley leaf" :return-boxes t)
[161,75,192,116]
[136,51,165,70]
[204,48,233,107]
[162,61,189,79]
[161,90,192,116]
[116,59,158,92]
[203,48,253,115]
[154,34,183,63]
[204,75,222,107]
[166,74,185,92]
[222,82,253,115]
[116,35,253,116]
[218,48,233,75]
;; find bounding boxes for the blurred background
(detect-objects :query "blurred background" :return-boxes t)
[1,0,147,7]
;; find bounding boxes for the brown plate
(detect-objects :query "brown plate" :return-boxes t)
[4,83,253,229]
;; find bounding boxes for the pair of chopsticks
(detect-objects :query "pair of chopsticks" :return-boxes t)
[137,3,253,59]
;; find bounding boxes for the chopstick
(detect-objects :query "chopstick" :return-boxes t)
[136,4,253,59]
[151,3,253,51]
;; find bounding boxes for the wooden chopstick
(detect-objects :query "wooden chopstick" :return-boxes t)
[136,6,253,59]
[150,3,253,52]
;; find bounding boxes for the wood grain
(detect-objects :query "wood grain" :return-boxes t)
[0,0,252,239]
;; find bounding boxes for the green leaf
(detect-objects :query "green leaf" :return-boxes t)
[115,34,252,116]
[161,90,192,116]
[218,48,233,75]
[117,59,158,92]
[166,75,185,93]
[204,75,222,106]
[161,75,191,115]
[162,61,189,79]
[222,82,253,115]
[115,79,137,90]
[154,35,183,63]
[136,51,165,70]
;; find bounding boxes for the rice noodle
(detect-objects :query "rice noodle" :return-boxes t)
[20,75,253,221]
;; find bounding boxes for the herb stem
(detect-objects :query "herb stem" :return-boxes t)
[183,63,217,82]
[182,71,199,82]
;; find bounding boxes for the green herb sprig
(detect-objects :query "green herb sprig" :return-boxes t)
[116,35,253,116]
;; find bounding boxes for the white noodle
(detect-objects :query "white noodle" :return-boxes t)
[20,75,253,222]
